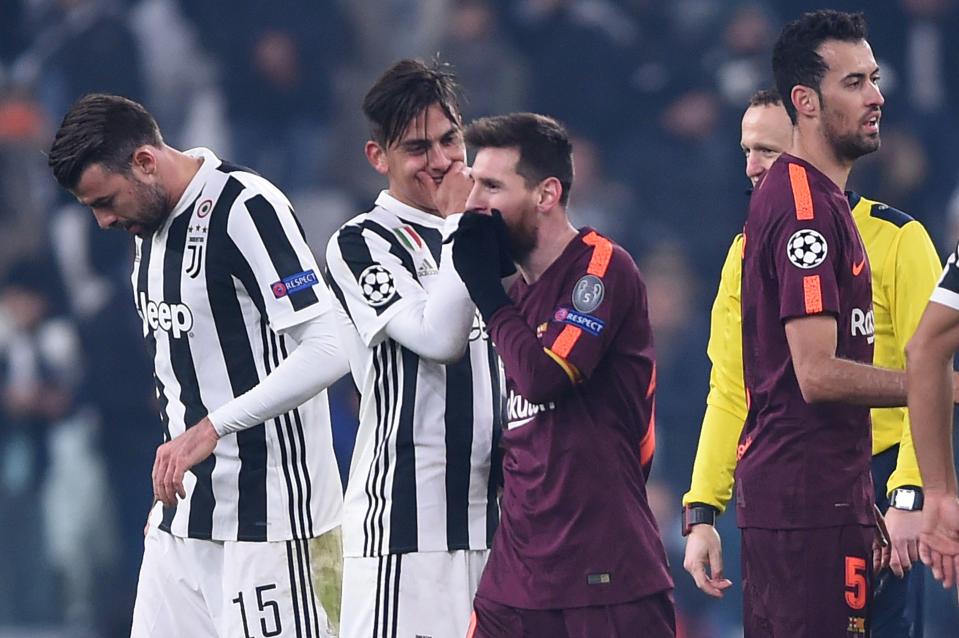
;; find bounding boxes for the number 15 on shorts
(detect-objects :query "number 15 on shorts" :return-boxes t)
[233,584,282,638]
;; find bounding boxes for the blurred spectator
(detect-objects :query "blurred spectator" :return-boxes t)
[182,0,350,194]
[709,3,778,109]
[442,0,531,121]
[566,133,639,248]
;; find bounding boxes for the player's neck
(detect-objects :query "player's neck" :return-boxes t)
[517,219,579,284]
[165,147,204,211]
[790,128,853,192]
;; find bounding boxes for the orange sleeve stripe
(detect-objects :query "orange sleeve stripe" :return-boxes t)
[551,324,582,359]
[788,163,815,220]
[646,362,657,398]
[803,275,823,313]
[582,231,613,277]
[544,347,582,383]
[466,611,477,638]
[640,403,656,467]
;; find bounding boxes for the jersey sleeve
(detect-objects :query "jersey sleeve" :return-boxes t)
[324,222,424,347]
[885,221,941,493]
[538,233,638,382]
[683,235,747,512]
[929,241,959,311]
[772,164,846,322]
[227,192,330,333]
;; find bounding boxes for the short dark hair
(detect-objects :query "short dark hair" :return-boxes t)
[48,94,163,190]
[465,113,574,206]
[748,88,783,109]
[772,10,868,124]
[362,58,462,148]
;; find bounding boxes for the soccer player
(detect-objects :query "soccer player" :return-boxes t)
[905,240,959,601]
[682,88,941,635]
[324,59,501,638]
[454,113,675,637]
[47,95,347,637]
[727,10,918,635]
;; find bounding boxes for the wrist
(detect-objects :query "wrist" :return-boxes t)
[889,486,923,511]
[682,503,718,536]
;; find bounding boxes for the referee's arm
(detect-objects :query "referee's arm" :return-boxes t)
[682,236,743,598]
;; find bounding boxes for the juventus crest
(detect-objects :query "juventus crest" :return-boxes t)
[185,199,212,278]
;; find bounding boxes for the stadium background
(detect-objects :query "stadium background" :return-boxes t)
[1,0,958,636]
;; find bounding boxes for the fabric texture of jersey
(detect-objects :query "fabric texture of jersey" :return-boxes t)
[131,147,342,542]
[324,191,500,558]
[738,154,875,529]
[930,239,959,311]
[477,228,673,609]
[683,193,940,512]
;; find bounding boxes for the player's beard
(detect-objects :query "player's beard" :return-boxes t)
[505,203,539,263]
[821,99,880,162]
[129,180,170,236]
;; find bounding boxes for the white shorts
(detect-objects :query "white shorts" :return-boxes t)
[340,549,488,638]
[131,511,342,638]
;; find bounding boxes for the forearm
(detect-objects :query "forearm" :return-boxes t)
[798,358,906,407]
[906,342,958,495]
[683,404,743,513]
[208,313,350,436]
[488,305,572,404]
[385,216,476,362]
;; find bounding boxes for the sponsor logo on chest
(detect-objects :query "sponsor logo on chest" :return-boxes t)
[851,307,874,344]
[137,291,194,338]
[506,388,555,430]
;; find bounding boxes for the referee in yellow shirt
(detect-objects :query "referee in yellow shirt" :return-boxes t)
[682,89,942,636]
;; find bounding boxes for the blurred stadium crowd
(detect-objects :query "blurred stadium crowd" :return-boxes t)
[1,0,959,636]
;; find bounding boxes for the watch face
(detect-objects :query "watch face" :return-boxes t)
[893,490,917,510]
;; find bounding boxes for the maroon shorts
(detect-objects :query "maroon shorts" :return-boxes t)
[741,525,874,637]
[469,591,675,638]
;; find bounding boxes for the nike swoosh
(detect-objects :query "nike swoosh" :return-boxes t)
[852,259,866,276]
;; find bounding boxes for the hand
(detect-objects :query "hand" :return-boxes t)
[884,507,921,578]
[450,212,512,319]
[873,505,891,574]
[918,491,959,590]
[152,417,220,507]
[682,524,733,598]
[417,160,473,217]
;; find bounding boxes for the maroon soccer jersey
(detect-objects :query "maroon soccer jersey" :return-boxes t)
[737,154,875,529]
[476,228,673,609]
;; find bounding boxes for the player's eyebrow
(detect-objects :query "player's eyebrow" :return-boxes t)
[478,176,504,188]
[84,194,115,208]
[399,125,461,152]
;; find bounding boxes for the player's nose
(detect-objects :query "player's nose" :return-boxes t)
[426,144,452,171]
[92,209,118,230]
[464,185,485,212]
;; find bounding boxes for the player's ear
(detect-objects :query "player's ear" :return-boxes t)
[131,145,159,179]
[537,177,563,211]
[791,84,819,120]
[365,141,389,176]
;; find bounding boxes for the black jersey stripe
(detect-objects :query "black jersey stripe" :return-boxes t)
[165,203,216,539]
[486,339,502,546]
[444,349,474,549]
[217,160,258,175]
[246,195,319,312]
[269,328,308,538]
[372,555,385,638]
[402,220,443,264]
[389,345,419,553]
[302,539,323,638]
[940,254,959,294]
[322,267,355,325]
[364,341,390,555]
[373,342,399,555]
[292,538,315,638]
[261,320,305,538]
[390,554,402,638]
[361,220,417,278]
[280,334,316,536]
[286,541,305,638]
[206,176,268,541]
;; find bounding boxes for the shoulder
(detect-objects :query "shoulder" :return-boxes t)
[852,193,916,230]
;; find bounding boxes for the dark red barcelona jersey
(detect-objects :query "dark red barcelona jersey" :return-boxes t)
[477,228,673,609]
[737,154,875,530]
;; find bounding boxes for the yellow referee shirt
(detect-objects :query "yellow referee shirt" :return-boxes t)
[683,193,942,512]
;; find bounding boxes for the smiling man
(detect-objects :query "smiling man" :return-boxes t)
[48,94,348,637]
[324,59,503,638]
[450,113,674,637]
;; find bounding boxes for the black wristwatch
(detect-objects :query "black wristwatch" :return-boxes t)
[889,486,923,511]
[682,503,718,536]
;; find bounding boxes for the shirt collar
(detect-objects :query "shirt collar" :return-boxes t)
[375,190,446,228]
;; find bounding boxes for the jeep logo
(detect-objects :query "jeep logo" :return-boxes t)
[137,292,194,338]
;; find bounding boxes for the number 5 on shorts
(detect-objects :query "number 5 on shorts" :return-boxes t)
[844,556,867,610]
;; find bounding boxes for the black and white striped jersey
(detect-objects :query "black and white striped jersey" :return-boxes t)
[131,148,342,542]
[931,242,959,310]
[325,191,501,558]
